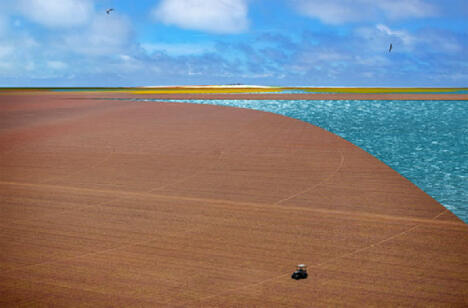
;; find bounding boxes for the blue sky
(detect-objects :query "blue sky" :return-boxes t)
[0,0,467,86]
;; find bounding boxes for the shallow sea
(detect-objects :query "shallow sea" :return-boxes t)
[131,98,467,223]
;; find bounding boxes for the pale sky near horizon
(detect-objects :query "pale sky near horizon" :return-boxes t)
[0,0,467,86]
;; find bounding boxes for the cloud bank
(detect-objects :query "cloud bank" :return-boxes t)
[0,0,134,83]
[16,0,93,28]
[152,0,249,33]
[291,0,437,24]
[62,14,133,56]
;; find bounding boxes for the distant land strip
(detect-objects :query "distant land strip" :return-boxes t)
[1,86,468,93]
[1,87,467,100]
[98,93,468,101]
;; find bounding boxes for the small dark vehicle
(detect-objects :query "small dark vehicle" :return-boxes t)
[291,264,308,280]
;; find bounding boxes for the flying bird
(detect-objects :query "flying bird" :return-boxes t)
[106,8,114,15]
[389,43,392,52]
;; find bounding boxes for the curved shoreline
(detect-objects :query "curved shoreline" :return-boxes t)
[0,93,467,306]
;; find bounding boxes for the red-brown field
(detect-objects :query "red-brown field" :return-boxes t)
[0,92,467,307]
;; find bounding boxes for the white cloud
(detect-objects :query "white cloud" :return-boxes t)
[290,47,351,75]
[47,60,68,70]
[152,0,248,34]
[418,31,462,54]
[0,16,5,34]
[0,32,40,78]
[354,24,416,53]
[17,0,93,28]
[377,0,437,19]
[358,23,462,54]
[116,54,146,73]
[292,1,363,24]
[141,42,215,56]
[63,15,132,55]
[355,55,390,66]
[291,0,437,24]
[25,61,36,71]
[376,24,415,45]
[0,3,135,81]
[0,45,14,58]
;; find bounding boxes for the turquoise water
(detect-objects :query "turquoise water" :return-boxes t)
[126,98,467,222]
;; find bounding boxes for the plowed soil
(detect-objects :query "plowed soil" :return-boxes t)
[0,93,467,307]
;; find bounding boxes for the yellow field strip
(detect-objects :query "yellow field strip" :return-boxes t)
[1,87,467,94]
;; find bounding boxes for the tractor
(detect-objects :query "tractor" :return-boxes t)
[291,264,308,280]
